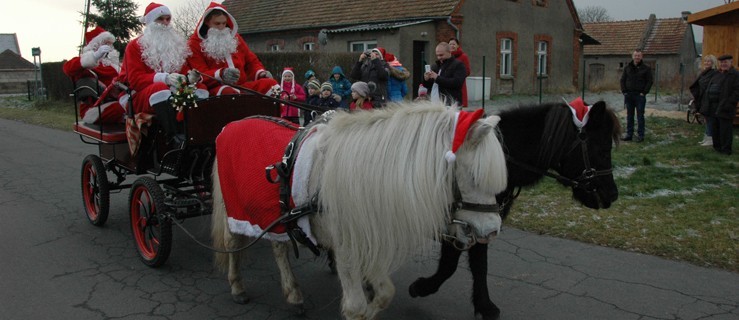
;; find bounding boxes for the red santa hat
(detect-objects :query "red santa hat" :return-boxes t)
[196,2,238,39]
[564,96,592,129]
[140,2,171,25]
[445,108,485,163]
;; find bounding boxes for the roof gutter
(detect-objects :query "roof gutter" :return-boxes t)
[446,16,460,39]
[241,16,450,35]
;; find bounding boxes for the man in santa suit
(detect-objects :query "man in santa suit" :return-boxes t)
[187,2,278,96]
[123,2,207,117]
[63,26,125,124]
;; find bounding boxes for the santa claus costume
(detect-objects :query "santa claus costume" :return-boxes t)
[63,26,126,124]
[187,2,278,96]
[122,2,208,115]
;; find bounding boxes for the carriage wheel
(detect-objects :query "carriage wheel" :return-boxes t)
[81,155,110,226]
[129,177,172,268]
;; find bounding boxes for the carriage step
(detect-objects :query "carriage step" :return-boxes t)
[166,198,202,208]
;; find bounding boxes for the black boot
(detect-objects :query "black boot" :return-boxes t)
[151,101,184,149]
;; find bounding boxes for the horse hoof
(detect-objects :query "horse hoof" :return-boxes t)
[293,303,306,315]
[475,307,501,320]
[232,293,250,304]
[408,277,435,298]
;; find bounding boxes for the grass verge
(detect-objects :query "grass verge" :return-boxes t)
[508,115,738,272]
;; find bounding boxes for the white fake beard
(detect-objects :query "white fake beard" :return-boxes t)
[201,27,237,62]
[139,23,191,73]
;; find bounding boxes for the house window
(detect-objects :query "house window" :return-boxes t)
[270,44,280,52]
[350,41,377,52]
[501,38,513,76]
[537,41,548,75]
[303,42,315,51]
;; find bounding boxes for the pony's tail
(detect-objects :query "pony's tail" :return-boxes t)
[210,159,230,273]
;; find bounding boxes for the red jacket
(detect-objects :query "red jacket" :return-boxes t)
[186,2,266,89]
[63,50,119,86]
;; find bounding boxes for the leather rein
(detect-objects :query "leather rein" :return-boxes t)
[506,129,613,193]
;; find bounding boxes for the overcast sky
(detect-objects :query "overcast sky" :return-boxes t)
[0,0,728,63]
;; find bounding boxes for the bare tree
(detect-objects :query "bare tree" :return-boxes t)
[578,5,612,23]
[172,0,209,38]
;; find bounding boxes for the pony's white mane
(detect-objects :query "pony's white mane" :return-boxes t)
[309,101,504,276]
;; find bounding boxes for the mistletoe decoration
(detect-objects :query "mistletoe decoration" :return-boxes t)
[171,78,198,121]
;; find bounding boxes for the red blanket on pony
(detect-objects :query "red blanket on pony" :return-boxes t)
[216,117,298,239]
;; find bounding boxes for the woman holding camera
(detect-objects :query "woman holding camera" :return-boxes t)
[350,48,388,106]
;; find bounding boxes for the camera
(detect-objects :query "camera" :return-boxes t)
[363,50,372,57]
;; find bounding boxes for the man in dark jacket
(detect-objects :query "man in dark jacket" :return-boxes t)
[710,54,739,155]
[423,42,467,107]
[620,49,653,142]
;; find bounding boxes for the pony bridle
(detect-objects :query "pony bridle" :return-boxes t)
[507,129,612,195]
[443,174,502,251]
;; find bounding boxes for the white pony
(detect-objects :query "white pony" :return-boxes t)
[211,101,508,319]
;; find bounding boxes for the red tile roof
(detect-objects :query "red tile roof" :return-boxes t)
[0,49,35,70]
[221,0,460,33]
[583,20,646,56]
[643,18,689,55]
[583,17,689,56]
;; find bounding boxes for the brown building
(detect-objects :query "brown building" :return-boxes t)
[0,48,36,94]
[583,15,698,92]
[222,0,588,97]
[688,1,739,69]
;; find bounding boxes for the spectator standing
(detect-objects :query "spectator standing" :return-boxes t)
[329,66,352,109]
[709,54,739,155]
[350,48,388,105]
[303,69,318,93]
[449,38,471,107]
[187,2,277,96]
[279,68,306,124]
[620,49,653,142]
[304,79,321,124]
[689,55,718,146]
[317,81,342,109]
[63,26,126,124]
[422,42,467,107]
[381,49,410,102]
[349,81,374,110]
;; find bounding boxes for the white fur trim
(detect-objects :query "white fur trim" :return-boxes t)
[227,217,289,242]
[149,89,171,106]
[215,68,223,81]
[154,72,168,84]
[195,88,209,99]
[562,97,591,128]
[141,5,171,25]
[290,128,321,245]
[80,51,98,69]
[255,68,266,81]
[444,150,456,163]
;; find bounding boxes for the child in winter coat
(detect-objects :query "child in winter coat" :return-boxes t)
[279,67,306,124]
[350,81,374,111]
[304,79,321,124]
[317,81,341,110]
[329,66,353,109]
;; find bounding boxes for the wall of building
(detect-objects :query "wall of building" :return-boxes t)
[459,0,579,94]
[0,69,35,94]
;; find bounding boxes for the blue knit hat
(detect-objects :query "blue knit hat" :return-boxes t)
[305,69,316,79]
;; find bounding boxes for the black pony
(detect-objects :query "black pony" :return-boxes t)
[409,100,621,320]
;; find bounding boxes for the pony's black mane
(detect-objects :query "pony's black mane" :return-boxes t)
[497,102,576,169]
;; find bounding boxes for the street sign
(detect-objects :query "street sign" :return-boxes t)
[31,47,41,56]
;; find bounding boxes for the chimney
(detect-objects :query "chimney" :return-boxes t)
[681,11,691,22]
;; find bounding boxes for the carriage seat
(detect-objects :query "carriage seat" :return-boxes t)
[73,121,127,143]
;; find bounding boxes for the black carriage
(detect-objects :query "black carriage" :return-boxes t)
[73,84,279,267]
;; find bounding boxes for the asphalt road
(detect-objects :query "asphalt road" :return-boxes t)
[0,118,737,320]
